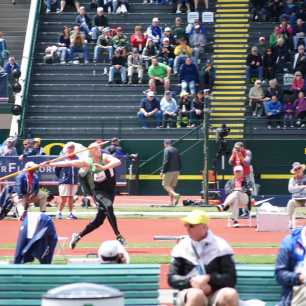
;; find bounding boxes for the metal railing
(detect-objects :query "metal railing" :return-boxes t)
[10,0,41,138]
[139,124,204,173]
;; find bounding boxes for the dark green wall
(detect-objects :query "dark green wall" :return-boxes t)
[3,138,303,195]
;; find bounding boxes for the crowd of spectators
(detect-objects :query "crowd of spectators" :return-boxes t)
[42,1,215,129]
[0,137,45,158]
[0,32,20,99]
[247,5,306,129]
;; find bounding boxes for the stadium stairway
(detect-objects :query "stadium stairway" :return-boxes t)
[209,0,249,140]
[0,0,31,63]
[23,1,215,141]
[244,22,306,139]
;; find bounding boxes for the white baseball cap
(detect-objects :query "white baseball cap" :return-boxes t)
[233,165,243,172]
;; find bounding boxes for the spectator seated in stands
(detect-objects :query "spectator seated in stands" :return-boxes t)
[0,137,17,157]
[173,37,192,75]
[93,27,113,63]
[108,47,127,84]
[44,0,61,14]
[263,48,276,80]
[248,79,267,117]
[91,7,109,42]
[177,91,192,128]
[130,26,146,53]
[267,0,284,22]
[146,17,162,46]
[269,25,282,49]
[293,18,306,50]
[266,78,283,100]
[32,138,45,155]
[57,26,71,64]
[75,7,92,40]
[61,0,80,13]
[162,27,175,46]
[105,137,126,157]
[291,71,304,97]
[4,57,20,83]
[70,25,89,64]
[112,27,129,55]
[200,59,215,90]
[191,90,205,126]
[18,139,35,161]
[283,95,296,128]
[179,57,199,96]
[142,39,159,69]
[188,23,206,64]
[137,91,162,128]
[0,32,9,67]
[246,46,263,82]
[295,90,306,127]
[127,48,143,84]
[251,0,267,21]
[173,17,187,44]
[257,36,268,57]
[264,95,283,129]
[273,37,290,72]
[160,90,178,128]
[148,57,171,93]
[293,45,306,77]
[158,38,175,68]
[116,0,129,15]
[277,15,293,48]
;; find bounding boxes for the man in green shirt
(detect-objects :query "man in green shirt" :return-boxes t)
[148,57,171,93]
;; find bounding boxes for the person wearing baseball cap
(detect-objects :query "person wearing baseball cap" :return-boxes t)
[14,161,48,220]
[216,165,254,228]
[168,210,238,306]
[287,162,306,228]
[98,240,129,264]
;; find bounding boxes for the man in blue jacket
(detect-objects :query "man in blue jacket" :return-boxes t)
[264,95,283,129]
[179,57,199,95]
[275,226,306,306]
[14,162,48,219]
[14,212,57,264]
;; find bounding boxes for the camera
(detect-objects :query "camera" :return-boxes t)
[215,124,230,139]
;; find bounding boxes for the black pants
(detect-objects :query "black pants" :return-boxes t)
[79,188,121,238]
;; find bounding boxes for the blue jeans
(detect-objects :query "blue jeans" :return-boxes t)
[94,46,113,62]
[247,66,263,81]
[173,55,187,74]
[109,66,126,82]
[57,47,71,62]
[71,45,89,62]
[181,80,196,95]
[44,0,60,10]
[137,110,162,127]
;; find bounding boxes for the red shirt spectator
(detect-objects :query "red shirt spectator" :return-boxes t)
[130,26,146,52]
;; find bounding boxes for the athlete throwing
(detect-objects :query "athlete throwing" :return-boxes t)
[44,142,126,249]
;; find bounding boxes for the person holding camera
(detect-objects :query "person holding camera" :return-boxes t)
[216,165,253,228]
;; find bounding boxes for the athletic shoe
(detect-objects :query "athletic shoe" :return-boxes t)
[56,212,63,220]
[69,233,81,249]
[116,234,127,246]
[81,197,90,208]
[67,213,78,220]
[216,204,224,212]
[232,220,240,228]
[174,194,180,206]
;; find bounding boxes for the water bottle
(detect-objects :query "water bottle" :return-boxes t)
[93,69,96,77]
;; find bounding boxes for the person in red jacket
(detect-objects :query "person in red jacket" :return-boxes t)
[130,26,146,53]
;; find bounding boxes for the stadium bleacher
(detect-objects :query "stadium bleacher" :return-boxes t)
[22,0,215,140]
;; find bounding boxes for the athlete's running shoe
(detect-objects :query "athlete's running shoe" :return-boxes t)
[69,233,81,249]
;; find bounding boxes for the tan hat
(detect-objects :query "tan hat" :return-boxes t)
[290,162,305,174]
